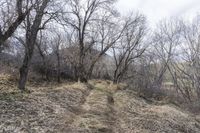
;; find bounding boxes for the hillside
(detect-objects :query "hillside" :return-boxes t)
[0,75,200,133]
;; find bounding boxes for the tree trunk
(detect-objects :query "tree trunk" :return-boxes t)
[18,51,32,91]
[77,43,88,83]
[78,68,87,83]
[17,0,49,90]
[0,5,32,49]
[18,65,29,91]
[57,53,61,83]
[113,76,120,84]
[18,35,35,91]
[87,63,95,79]
[77,63,87,83]
[113,68,119,84]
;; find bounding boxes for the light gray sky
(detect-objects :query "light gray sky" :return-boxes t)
[116,0,200,27]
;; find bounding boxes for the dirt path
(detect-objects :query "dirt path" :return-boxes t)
[1,80,200,133]
[68,82,117,132]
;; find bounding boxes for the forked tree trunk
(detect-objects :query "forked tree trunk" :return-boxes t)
[113,76,120,84]
[113,68,120,84]
[87,63,95,79]
[0,2,32,49]
[77,44,88,83]
[18,0,49,90]
[77,64,88,83]
[78,69,88,83]
[18,49,33,90]
[18,63,29,91]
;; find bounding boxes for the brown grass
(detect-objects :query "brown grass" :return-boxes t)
[0,76,200,132]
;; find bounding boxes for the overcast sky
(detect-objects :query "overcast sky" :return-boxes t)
[116,0,200,27]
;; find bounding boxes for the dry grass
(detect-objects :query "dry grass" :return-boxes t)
[113,89,200,133]
[0,74,91,132]
[0,76,200,132]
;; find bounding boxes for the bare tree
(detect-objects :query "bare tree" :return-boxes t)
[169,16,200,101]
[18,0,50,91]
[112,13,146,84]
[0,0,33,50]
[86,10,125,79]
[50,33,63,83]
[34,31,51,80]
[62,0,117,82]
[181,17,200,99]
[150,19,182,91]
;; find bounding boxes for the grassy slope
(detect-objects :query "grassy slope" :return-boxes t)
[0,75,200,133]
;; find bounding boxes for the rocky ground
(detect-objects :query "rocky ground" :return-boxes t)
[0,75,200,133]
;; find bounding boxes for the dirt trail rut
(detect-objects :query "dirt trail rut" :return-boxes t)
[1,80,200,133]
[68,82,116,132]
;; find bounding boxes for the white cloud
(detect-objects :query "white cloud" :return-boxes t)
[116,0,200,27]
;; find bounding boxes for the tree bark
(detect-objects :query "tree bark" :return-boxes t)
[18,0,49,90]
[77,42,88,83]
[0,3,32,48]
[18,51,33,90]
[18,37,35,90]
